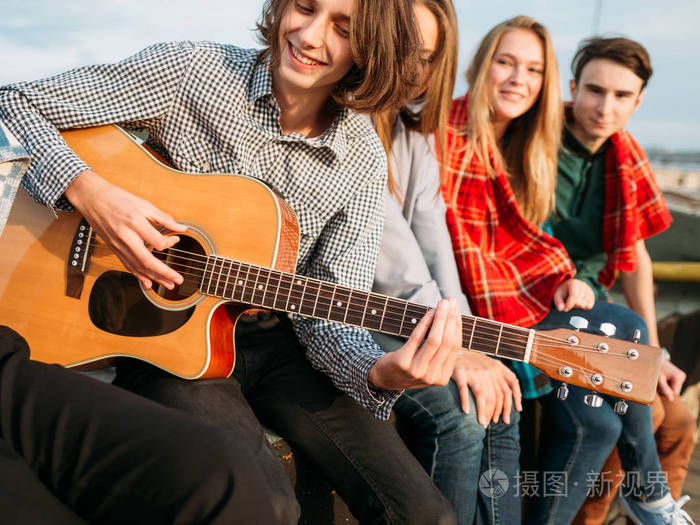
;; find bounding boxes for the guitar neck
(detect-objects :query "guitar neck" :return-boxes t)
[200,256,532,362]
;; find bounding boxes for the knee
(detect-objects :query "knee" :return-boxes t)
[579,410,622,447]
[170,430,299,525]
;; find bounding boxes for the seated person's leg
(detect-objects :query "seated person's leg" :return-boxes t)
[571,395,665,524]
[0,325,295,524]
[245,319,457,525]
[655,395,697,499]
[395,384,486,524]
[476,407,521,525]
[0,437,85,525]
[527,381,622,525]
[113,354,299,524]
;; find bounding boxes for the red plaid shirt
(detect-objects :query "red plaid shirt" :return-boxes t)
[441,96,575,326]
[599,130,673,287]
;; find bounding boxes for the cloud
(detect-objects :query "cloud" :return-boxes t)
[2,0,699,151]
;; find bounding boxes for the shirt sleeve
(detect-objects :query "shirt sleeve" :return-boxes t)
[291,155,402,419]
[0,41,194,211]
[408,136,471,315]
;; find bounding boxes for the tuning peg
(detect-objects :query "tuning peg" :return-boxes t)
[584,393,603,408]
[600,323,616,337]
[569,316,588,331]
[614,400,629,415]
[632,329,641,343]
[557,384,569,400]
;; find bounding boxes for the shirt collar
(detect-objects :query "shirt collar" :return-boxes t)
[246,59,372,162]
[563,125,608,161]
[246,54,274,106]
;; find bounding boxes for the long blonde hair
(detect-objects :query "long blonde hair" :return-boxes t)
[464,15,562,226]
[374,0,458,200]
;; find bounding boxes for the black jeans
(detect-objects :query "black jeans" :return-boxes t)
[115,315,456,525]
[0,325,295,524]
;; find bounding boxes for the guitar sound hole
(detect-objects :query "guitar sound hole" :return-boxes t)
[89,271,195,337]
[152,235,207,300]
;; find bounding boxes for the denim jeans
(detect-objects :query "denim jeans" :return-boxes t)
[115,315,456,525]
[394,382,521,525]
[526,301,667,525]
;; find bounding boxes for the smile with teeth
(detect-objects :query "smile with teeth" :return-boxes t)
[290,44,324,66]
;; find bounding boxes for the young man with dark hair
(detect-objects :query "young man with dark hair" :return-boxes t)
[546,36,695,524]
[0,0,463,522]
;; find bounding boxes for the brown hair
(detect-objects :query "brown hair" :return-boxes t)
[256,0,420,113]
[462,15,562,226]
[374,0,458,200]
[572,36,653,89]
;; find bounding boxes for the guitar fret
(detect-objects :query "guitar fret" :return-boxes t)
[240,264,255,303]
[221,259,234,299]
[251,267,268,306]
[382,297,406,336]
[377,296,390,332]
[397,300,410,338]
[260,269,278,309]
[200,256,215,294]
[328,286,351,323]
[212,256,224,297]
[312,281,331,319]
[274,273,291,311]
[497,325,530,361]
[297,277,309,315]
[345,289,367,327]
[466,317,476,350]
[326,283,338,321]
[232,262,246,302]
[470,319,499,356]
[363,293,386,331]
[494,324,504,356]
[402,303,428,338]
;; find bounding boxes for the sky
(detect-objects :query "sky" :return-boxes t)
[1,0,698,151]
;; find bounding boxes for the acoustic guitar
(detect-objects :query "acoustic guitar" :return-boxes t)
[0,125,661,405]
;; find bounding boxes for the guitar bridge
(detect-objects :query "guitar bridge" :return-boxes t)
[65,219,93,299]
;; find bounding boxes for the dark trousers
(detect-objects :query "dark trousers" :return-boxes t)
[0,325,295,525]
[115,315,456,525]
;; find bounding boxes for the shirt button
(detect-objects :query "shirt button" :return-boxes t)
[201,161,211,171]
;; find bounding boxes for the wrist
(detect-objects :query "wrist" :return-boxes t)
[64,169,100,208]
[660,347,671,361]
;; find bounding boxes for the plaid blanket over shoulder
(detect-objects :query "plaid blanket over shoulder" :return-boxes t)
[440,95,575,326]
[599,130,672,287]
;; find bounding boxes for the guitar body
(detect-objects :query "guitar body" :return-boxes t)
[0,125,299,378]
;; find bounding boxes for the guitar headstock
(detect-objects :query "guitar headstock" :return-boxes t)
[529,325,661,405]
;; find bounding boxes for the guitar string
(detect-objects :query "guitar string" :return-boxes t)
[76,253,648,392]
[80,256,642,367]
[81,247,643,357]
[82,243,647,354]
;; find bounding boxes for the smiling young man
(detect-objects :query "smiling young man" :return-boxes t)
[544,37,696,524]
[0,0,463,522]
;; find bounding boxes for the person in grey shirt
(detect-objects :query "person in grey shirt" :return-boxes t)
[371,2,522,523]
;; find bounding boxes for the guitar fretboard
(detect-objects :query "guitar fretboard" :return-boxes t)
[200,256,532,362]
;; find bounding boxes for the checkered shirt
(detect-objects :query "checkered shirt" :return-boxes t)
[0,41,398,418]
[441,95,576,327]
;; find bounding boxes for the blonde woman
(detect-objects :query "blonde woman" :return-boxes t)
[441,16,684,525]
[371,4,522,524]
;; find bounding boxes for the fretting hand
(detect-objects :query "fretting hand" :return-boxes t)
[369,298,462,390]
